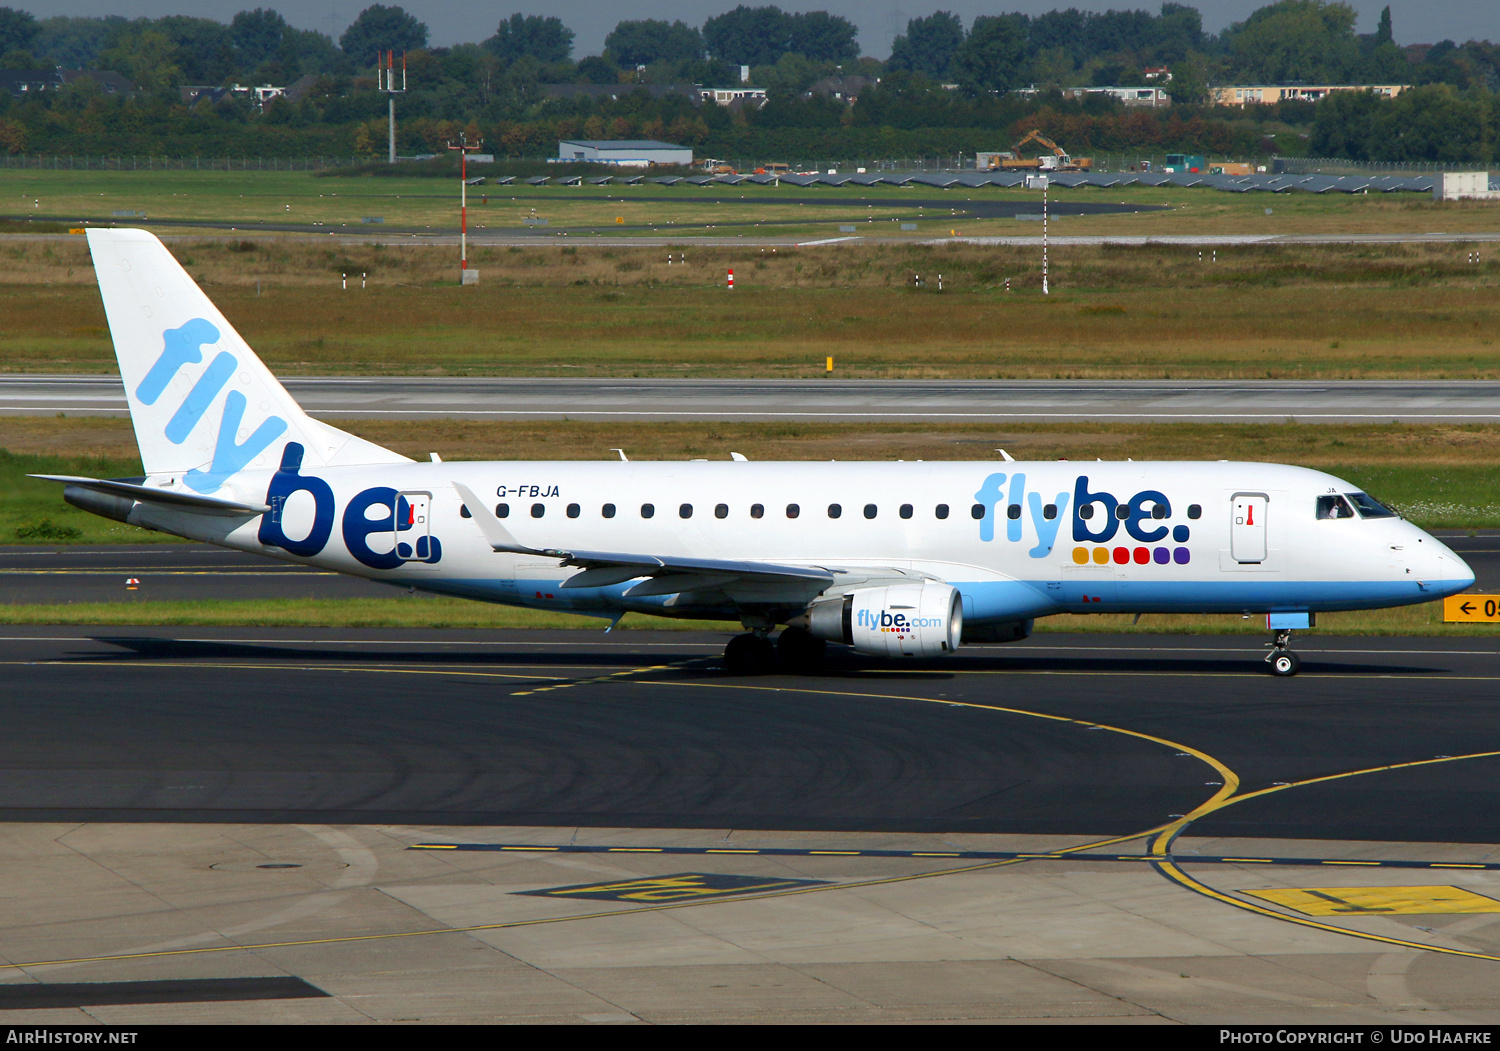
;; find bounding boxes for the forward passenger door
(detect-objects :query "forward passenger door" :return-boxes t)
[1230,493,1268,564]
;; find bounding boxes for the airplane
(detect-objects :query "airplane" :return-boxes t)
[35,228,1476,677]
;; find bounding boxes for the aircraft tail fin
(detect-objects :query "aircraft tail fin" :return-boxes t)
[86,227,408,493]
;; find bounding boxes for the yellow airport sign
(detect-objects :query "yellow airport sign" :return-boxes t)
[1445,595,1500,622]
[1246,885,1500,916]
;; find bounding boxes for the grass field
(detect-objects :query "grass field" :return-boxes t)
[5,169,1500,239]
[3,235,1499,379]
[5,417,1500,544]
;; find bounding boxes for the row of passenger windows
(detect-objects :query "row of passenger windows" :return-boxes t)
[493,501,1123,521]
[1078,503,1203,521]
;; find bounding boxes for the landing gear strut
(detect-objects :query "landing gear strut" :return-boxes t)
[1265,629,1300,677]
[723,632,776,675]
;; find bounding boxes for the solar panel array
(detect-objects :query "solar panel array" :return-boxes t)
[509,170,1438,194]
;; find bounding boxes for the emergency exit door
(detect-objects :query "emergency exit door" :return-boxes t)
[1231,493,1267,563]
[396,491,433,561]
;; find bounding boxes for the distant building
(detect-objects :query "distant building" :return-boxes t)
[701,86,766,107]
[557,139,693,166]
[0,68,135,99]
[1210,83,1410,107]
[1016,85,1171,108]
[1434,172,1500,201]
[282,73,322,104]
[59,70,135,95]
[1142,66,1172,82]
[180,83,290,111]
[805,75,876,103]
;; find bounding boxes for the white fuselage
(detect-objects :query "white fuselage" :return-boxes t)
[128,458,1474,628]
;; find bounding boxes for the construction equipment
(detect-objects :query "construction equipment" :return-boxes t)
[986,130,1092,172]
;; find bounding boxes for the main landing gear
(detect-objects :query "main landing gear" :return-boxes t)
[1265,629,1300,677]
[722,627,826,676]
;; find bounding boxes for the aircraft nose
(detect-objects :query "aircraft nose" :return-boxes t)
[1426,537,1475,593]
[1446,553,1477,589]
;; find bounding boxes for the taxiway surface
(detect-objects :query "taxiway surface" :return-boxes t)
[1,626,1497,841]
[10,376,1500,423]
[4,626,1500,1022]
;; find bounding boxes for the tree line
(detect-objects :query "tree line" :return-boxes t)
[0,2,1496,164]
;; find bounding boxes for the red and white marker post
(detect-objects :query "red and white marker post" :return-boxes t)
[727,268,734,290]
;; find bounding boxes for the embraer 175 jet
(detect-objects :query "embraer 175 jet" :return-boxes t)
[37,229,1475,676]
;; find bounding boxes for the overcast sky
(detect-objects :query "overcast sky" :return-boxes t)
[27,1,1497,56]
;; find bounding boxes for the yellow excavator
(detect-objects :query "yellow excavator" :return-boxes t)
[989,129,1093,172]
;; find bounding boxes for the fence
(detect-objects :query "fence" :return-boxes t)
[1278,156,1494,175]
[6,151,1488,177]
[1,155,362,171]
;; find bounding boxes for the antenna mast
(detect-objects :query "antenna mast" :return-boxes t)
[377,50,406,164]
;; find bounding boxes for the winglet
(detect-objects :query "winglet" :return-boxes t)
[451,481,569,558]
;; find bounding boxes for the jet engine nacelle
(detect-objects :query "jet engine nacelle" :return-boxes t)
[805,580,963,658]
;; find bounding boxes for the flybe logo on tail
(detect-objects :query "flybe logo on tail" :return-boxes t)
[137,318,288,493]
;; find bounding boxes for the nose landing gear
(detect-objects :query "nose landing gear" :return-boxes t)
[1265,629,1300,676]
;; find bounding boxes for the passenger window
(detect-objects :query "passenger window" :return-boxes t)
[531,503,545,518]
[786,503,800,519]
[566,503,580,519]
[828,503,841,519]
[899,504,913,519]
[496,503,510,518]
[864,504,877,519]
[1114,505,1130,520]
[751,503,764,519]
[679,503,693,519]
[971,503,985,519]
[641,503,655,519]
[1078,505,1093,520]
[1188,504,1202,519]
[1007,504,1021,520]
[460,505,472,518]
[715,503,728,519]
[602,503,616,518]
[1317,495,1355,520]
[935,504,949,519]
[1151,505,1166,519]
[1043,503,1057,520]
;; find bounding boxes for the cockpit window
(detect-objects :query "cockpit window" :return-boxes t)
[1346,492,1398,519]
[1316,495,1355,520]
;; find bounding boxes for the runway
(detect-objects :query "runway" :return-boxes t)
[4,625,1500,1022]
[6,532,1498,602]
[11,375,1500,422]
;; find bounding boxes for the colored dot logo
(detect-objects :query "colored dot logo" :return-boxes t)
[1073,546,1189,565]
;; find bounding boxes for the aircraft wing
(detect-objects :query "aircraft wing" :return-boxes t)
[29,475,270,516]
[452,481,835,592]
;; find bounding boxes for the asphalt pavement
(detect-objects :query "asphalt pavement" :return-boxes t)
[11,376,1500,422]
[0,626,1496,841]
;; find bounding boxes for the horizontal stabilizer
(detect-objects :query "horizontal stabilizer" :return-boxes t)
[30,475,269,516]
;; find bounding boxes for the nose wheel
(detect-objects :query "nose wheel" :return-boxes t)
[1265,629,1300,677]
